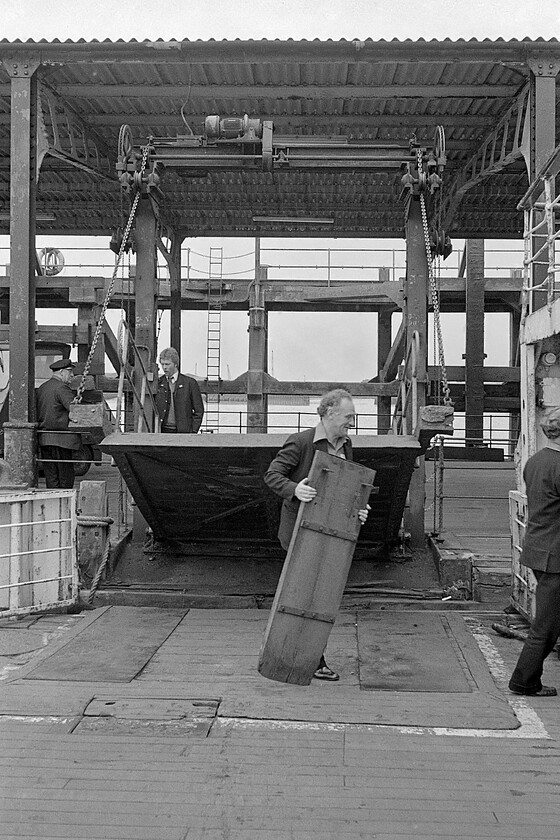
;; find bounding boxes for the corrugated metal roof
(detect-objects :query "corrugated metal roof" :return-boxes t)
[0,38,558,238]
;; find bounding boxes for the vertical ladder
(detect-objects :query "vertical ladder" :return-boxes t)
[205,247,223,431]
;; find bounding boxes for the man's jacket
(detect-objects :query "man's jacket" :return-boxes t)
[36,377,81,450]
[264,427,352,550]
[155,373,204,433]
[521,447,560,573]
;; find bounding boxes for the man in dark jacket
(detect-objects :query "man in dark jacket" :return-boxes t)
[36,358,81,489]
[509,406,560,697]
[264,388,369,681]
[155,347,204,434]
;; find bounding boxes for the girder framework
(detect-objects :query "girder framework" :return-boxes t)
[0,38,558,237]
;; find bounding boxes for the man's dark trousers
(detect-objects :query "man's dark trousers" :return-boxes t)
[41,445,75,489]
[509,570,560,693]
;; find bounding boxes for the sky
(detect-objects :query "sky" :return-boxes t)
[2,0,559,42]
[2,1,552,384]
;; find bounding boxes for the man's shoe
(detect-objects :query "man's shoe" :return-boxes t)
[510,685,557,697]
[313,665,340,681]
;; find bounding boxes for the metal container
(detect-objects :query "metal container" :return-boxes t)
[509,490,536,621]
[0,489,78,617]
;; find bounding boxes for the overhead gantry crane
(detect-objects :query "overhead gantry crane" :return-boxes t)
[93,117,454,549]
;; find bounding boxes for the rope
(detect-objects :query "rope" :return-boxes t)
[77,515,114,527]
[74,144,150,405]
[77,514,115,606]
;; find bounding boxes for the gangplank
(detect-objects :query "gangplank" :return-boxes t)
[100,433,422,548]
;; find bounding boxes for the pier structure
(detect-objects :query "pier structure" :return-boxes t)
[0,38,559,551]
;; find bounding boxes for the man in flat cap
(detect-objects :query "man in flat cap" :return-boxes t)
[36,358,81,489]
[509,406,560,697]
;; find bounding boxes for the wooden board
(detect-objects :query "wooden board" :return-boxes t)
[358,612,475,692]
[258,451,376,685]
[101,432,419,546]
[24,606,186,682]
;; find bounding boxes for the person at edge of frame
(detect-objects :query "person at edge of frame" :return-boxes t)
[36,358,81,489]
[509,405,560,698]
[264,388,370,682]
[155,347,204,434]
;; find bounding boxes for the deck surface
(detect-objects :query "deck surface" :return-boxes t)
[2,604,560,840]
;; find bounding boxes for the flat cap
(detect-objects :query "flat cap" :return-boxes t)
[50,358,76,371]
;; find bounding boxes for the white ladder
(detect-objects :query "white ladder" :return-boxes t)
[205,247,223,431]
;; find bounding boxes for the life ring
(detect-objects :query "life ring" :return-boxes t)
[39,247,65,276]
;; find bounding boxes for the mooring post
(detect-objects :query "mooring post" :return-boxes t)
[77,480,109,587]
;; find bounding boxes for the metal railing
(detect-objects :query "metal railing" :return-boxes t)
[0,489,78,617]
[114,319,158,433]
[518,143,560,318]
[391,331,420,435]
[1,241,526,286]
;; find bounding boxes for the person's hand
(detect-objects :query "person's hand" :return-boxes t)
[358,504,371,524]
[295,477,317,502]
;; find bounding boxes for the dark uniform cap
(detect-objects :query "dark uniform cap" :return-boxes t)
[50,358,76,371]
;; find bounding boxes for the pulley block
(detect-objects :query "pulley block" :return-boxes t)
[430,229,452,260]
[109,227,134,256]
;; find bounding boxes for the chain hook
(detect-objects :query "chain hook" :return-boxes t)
[74,145,151,404]
[416,149,452,408]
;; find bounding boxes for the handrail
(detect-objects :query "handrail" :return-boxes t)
[115,318,158,433]
[391,330,420,436]
[519,142,560,320]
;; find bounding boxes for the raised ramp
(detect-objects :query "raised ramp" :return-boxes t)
[101,432,420,547]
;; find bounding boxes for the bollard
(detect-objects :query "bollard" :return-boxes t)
[77,480,111,587]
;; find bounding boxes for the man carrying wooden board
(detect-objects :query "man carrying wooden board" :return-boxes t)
[264,388,370,681]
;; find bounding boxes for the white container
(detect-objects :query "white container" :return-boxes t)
[509,490,536,621]
[0,489,78,617]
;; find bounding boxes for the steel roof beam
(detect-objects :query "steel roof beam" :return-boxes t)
[1,83,522,99]
[36,81,116,182]
[0,38,551,64]
[440,84,531,229]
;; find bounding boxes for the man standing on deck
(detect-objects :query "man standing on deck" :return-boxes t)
[155,347,204,434]
[264,388,369,681]
[509,407,560,698]
[36,358,81,489]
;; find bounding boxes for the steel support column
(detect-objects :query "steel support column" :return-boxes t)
[77,304,104,378]
[247,262,268,433]
[169,235,183,361]
[133,197,158,432]
[403,196,428,548]
[3,58,41,486]
[377,310,393,433]
[464,239,485,447]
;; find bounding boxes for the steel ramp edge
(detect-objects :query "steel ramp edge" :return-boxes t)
[101,432,420,545]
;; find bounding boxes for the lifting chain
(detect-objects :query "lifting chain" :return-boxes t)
[416,146,453,407]
[74,144,150,405]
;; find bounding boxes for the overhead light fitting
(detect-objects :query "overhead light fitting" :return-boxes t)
[252,216,334,225]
